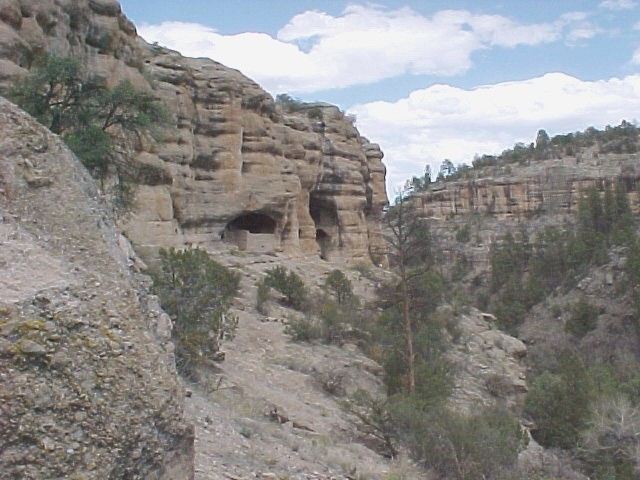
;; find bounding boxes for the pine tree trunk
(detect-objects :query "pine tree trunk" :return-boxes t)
[400,262,415,394]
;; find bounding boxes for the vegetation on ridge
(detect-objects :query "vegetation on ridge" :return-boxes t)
[407,121,640,189]
[391,115,640,478]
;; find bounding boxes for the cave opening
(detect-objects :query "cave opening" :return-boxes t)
[309,194,338,259]
[225,212,276,234]
[309,195,338,228]
[222,212,278,253]
[316,229,331,260]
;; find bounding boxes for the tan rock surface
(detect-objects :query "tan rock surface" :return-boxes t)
[416,154,640,220]
[0,0,387,263]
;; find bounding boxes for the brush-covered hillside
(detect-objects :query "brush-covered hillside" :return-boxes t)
[398,122,640,480]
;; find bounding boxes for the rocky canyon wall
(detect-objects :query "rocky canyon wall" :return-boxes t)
[0,0,388,263]
[416,154,640,221]
[413,152,640,276]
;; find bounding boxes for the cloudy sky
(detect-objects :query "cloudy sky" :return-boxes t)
[119,0,640,194]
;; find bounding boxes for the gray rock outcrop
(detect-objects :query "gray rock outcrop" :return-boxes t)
[445,308,528,412]
[0,97,193,479]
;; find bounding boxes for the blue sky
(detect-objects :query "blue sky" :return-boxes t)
[119,0,640,193]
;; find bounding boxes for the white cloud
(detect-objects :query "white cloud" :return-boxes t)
[135,6,633,199]
[349,73,640,195]
[138,22,320,92]
[556,12,602,45]
[138,5,592,94]
[599,0,637,10]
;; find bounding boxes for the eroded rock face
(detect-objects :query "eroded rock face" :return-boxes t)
[0,0,387,263]
[412,153,640,282]
[0,97,193,479]
[416,155,640,220]
[445,308,528,413]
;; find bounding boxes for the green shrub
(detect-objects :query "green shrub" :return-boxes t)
[151,247,240,377]
[342,390,397,458]
[307,107,323,121]
[351,261,377,281]
[391,400,527,480]
[6,53,171,197]
[314,298,351,344]
[109,181,136,216]
[275,93,305,112]
[450,252,470,282]
[255,277,270,315]
[284,314,322,342]
[8,53,85,135]
[284,295,358,345]
[565,298,599,337]
[63,124,113,179]
[323,269,355,305]
[264,266,308,310]
[455,223,471,243]
[524,350,592,449]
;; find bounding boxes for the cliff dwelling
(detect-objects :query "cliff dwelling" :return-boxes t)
[309,195,338,260]
[223,212,278,253]
[315,229,331,260]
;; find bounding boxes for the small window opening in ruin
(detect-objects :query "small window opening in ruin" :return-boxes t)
[226,213,276,234]
[316,229,331,260]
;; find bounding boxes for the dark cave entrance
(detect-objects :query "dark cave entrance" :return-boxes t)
[225,212,276,234]
[222,212,278,252]
[316,229,331,260]
[309,194,338,260]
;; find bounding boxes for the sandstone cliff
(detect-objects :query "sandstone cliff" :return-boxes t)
[411,151,640,278]
[0,97,193,479]
[0,0,387,263]
[417,153,640,221]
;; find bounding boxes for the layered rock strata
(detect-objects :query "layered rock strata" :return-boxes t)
[414,154,640,277]
[0,0,387,262]
[416,154,640,220]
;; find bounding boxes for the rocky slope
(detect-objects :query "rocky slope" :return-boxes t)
[168,244,531,479]
[411,142,640,479]
[0,2,548,477]
[0,97,193,479]
[0,0,387,263]
[183,252,405,480]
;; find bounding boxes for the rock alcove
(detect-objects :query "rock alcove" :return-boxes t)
[223,212,278,253]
